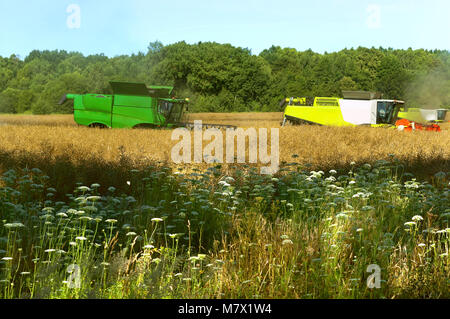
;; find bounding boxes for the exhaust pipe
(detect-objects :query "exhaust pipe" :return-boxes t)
[58,94,76,105]
[58,94,68,105]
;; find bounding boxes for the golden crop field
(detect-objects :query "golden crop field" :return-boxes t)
[0,112,448,191]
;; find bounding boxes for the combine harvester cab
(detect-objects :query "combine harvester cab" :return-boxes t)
[59,81,189,129]
[281,91,405,128]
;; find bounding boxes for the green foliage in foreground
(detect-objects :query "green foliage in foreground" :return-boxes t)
[0,162,448,299]
[0,43,449,114]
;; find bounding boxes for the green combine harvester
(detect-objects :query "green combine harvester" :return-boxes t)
[59,81,235,129]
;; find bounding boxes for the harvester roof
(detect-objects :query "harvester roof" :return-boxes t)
[342,91,382,100]
[109,81,174,98]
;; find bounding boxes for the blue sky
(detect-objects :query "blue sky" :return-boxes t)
[0,0,449,58]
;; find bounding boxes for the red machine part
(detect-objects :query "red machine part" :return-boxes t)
[395,119,441,132]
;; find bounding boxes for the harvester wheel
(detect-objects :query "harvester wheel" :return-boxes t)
[89,123,108,129]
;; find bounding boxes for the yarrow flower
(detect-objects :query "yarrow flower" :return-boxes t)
[4,222,25,229]
[77,186,90,192]
[404,221,416,227]
[86,196,101,202]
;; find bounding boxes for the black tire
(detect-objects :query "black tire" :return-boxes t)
[89,123,109,129]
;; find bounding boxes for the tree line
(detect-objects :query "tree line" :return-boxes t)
[0,41,449,114]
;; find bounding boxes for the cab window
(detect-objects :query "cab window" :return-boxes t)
[377,101,396,124]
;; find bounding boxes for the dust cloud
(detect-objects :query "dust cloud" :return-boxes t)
[405,68,450,109]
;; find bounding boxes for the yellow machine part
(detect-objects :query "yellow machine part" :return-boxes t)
[398,108,426,123]
[283,105,353,126]
[313,97,340,107]
[398,108,448,123]
[283,97,353,126]
[284,97,307,105]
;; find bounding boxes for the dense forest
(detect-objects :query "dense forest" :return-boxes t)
[0,41,449,114]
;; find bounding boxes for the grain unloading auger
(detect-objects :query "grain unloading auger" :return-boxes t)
[58,81,236,130]
[281,91,442,131]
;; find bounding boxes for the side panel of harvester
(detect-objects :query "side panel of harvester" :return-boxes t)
[283,98,383,126]
[109,81,167,128]
[283,97,350,126]
[284,104,348,126]
[336,99,376,125]
[111,94,162,128]
[72,94,113,127]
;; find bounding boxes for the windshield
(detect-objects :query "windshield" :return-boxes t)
[377,101,398,124]
[436,109,447,121]
[159,100,185,123]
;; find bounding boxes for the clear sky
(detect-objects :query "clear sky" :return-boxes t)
[0,0,449,59]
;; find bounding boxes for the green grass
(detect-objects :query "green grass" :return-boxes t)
[0,160,449,299]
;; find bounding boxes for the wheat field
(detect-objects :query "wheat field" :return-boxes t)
[0,112,449,299]
[0,113,448,185]
[0,113,448,167]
